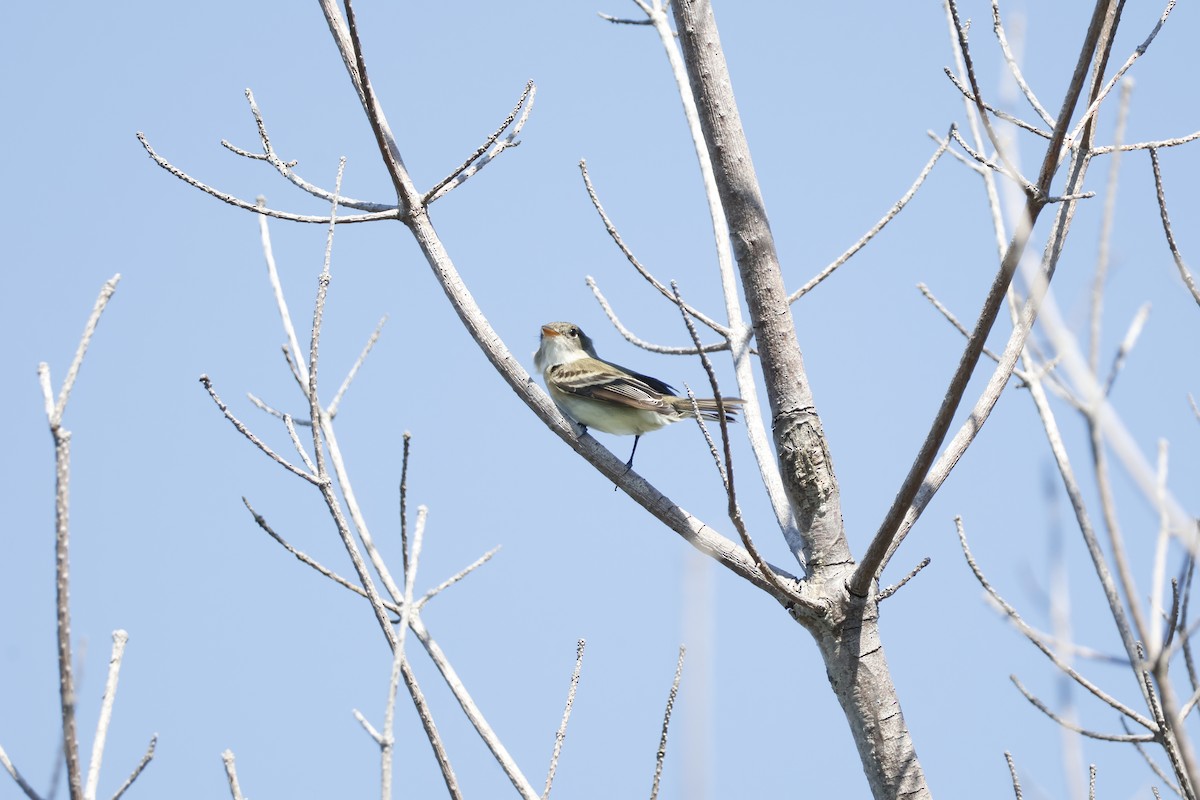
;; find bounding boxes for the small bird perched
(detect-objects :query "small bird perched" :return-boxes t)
[533,321,743,469]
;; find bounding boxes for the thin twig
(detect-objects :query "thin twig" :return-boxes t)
[424,81,536,204]
[587,277,729,355]
[400,431,411,578]
[1092,129,1200,154]
[790,134,952,302]
[992,0,1055,126]
[543,640,586,799]
[649,646,686,800]
[1149,147,1200,307]
[1182,555,1199,695]
[1150,440,1172,655]
[51,275,121,426]
[110,735,156,800]
[1011,676,1153,741]
[598,12,654,25]
[577,159,725,334]
[1066,1,1177,149]
[683,384,728,488]
[877,557,931,602]
[328,315,387,416]
[941,70,1051,138]
[673,284,809,609]
[85,630,130,800]
[956,517,1155,728]
[199,375,320,485]
[283,414,317,474]
[946,0,1035,196]
[222,88,392,212]
[353,709,384,745]
[0,744,41,800]
[1090,79,1132,375]
[221,751,246,800]
[138,132,400,224]
[260,203,309,388]
[242,497,402,615]
[415,546,502,609]
[409,615,538,799]
[1005,751,1023,800]
[1104,303,1150,395]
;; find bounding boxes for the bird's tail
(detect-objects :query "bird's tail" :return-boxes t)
[669,396,745,422]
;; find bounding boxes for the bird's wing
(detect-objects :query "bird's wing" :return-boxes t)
[548,357,676,412]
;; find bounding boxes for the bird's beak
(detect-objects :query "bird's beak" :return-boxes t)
[541,325,560,337]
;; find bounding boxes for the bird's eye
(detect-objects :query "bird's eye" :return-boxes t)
[568,327,579,337]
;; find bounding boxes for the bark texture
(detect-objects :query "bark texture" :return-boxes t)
[671,2,928,796]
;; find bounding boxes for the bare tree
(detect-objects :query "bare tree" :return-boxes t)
[134,0,1198,796]
[9,0,1199,797]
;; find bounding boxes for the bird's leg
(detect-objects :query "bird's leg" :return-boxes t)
[613,434,642,492]
[625,435,641,470]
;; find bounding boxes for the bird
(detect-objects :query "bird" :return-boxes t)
[533,321,743,469]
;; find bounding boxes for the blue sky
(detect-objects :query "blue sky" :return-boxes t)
[3,2,1199,798]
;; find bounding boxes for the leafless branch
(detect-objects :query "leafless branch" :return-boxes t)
[415,546,502,610]
[649,646,686,800]
[283,414,317,473]
[587,277,729,355]
[1125,720,1182,799]
[353,709,384,745]
[1089,78,1132,377]
[137,132,399,224]
[1149,147,1200,307]
[941,70,1051,138]
[424,81,536,204]
[400,431,411,578]
[855,0,1121,593]
[1004,751,1023,800]
[1011,676,1154,742]
[36,275,124,800]
[199,375,321,484]
[543,639,586,799]
[673,284,813,612]
[0,744,41,800]
[84,630,130,800]
[946,0,1036,196]
[956,517,1155,728]
[241,497,402,613]
[1104,302,1150,395]
[110,736,156,800]
[992,0,1055,126]
[1092,129,1200,154]
[790,134,952,303]
[408,614,538,799]
[1067,0,1177,148]
[683,384,728,489]
[577,159,726,334]
[877,557,931,602]
[221,750,246,800]
[598,12,654,25]
[221,88,392,212]
[328,315,388,416]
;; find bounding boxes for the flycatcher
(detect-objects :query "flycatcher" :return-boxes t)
[533,321,743,468]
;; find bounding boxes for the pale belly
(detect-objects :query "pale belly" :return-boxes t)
[550,390,673,436]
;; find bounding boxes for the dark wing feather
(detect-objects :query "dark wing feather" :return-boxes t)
[548,358,673,412]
